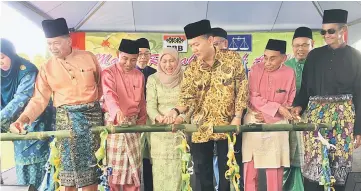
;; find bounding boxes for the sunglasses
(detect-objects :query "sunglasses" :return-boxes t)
[320,29,336,35]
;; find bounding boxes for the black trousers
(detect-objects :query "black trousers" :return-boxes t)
[192,140,231,191]
[304,178,345,191]
[143,159,153,191]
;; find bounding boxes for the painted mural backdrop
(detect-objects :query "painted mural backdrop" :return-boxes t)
[86,32,325,70]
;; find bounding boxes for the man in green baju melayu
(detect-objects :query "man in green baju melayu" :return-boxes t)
[283,26,314,191]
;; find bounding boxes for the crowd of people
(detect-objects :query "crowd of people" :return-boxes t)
[1,8,361,191]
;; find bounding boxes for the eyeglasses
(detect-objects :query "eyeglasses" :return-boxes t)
[292,43,310,49]
[213,40,225,46]
[320,29,336,35]
[139,53,151,57]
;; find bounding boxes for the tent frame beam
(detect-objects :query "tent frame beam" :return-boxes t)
[205,1,209,19]
[74,1,106,31]
[270,1,283,31]
[132,1,137,32]
[76,28,322,34]
[348,18,361,26]
[312,1,323,18]
[17,1,53,20]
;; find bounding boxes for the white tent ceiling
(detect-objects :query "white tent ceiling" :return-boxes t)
[5,1,361,33]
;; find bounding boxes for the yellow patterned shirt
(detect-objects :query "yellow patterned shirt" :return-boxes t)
[178,49,248,143]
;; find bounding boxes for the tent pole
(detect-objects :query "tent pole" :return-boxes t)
[312,1,323,18]
[132,1,137,32]
[348,18,361,26]
[205,1,209,19]
[74,1,106,31]
[17,1,53,20]
[270,1,283,31]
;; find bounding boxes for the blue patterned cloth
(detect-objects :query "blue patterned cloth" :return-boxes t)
[56,102,103,188]
[1,39,55,190]
[15,161,47,189]
[0,69,55,189]
[38,153,56,191]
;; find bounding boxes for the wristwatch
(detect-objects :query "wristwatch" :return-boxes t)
[234,114,242,119]
[172,108,180,116]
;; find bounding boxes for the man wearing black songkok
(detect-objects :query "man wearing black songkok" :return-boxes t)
[291,9,361,191]
[283,26,314,191]
[11,17,103,191]
[136,38,157,95]
[135,37,156,191]
[166,19,248,191]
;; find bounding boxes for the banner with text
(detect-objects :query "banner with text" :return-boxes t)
[163,34,188,52]
[85,32,325,70]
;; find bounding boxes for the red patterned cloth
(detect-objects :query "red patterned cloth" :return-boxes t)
[105,115,142,186]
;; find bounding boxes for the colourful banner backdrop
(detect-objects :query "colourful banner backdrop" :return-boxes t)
[163,34,188,52]
[15,31,325,71]
[85,32,325,70]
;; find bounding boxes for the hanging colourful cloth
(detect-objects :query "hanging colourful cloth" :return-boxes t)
[225,133,241,191]
[176,131,193,191]
[317,130,336,191]
[99,167,112,191]
[49,138,61,191]
[95,129,110,191]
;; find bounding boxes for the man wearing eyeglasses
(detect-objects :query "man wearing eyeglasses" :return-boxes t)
[283,27,313,191]
[136,38,157,91]
[285,27,314,94]
[211,27,249,78]
[210,27,228,191]
[135,37,156,191]
[290,9,361,191]
[211,27,229,49]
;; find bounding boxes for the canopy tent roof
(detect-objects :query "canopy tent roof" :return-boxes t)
[5,1,361,33]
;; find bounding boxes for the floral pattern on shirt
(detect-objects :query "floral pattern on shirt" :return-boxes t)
[178,49,248,143]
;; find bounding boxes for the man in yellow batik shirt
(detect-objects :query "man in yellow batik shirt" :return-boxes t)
[167,19,248,191]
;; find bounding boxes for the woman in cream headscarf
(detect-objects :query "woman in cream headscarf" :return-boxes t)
[146,47,187,191]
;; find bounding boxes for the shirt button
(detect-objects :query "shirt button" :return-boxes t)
[330,60,332,62]
[329,68,332,70]
[68,69,72,71]
[72,76,75,79]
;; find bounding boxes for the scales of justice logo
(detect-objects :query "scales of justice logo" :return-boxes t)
[227,35,252,52]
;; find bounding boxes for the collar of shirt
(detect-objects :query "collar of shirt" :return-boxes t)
[115,63,136,75]
[262,62,284,73]
[294,58,306,65]
[326,43,347,52]
[136,65,147,71]
[56,48,75,62]
[198,48,222,71]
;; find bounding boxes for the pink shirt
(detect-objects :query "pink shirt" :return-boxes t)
[248,63,296,123]
[101,64,146,125]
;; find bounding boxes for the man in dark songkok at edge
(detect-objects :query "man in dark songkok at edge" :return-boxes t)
[291,9,361,191]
